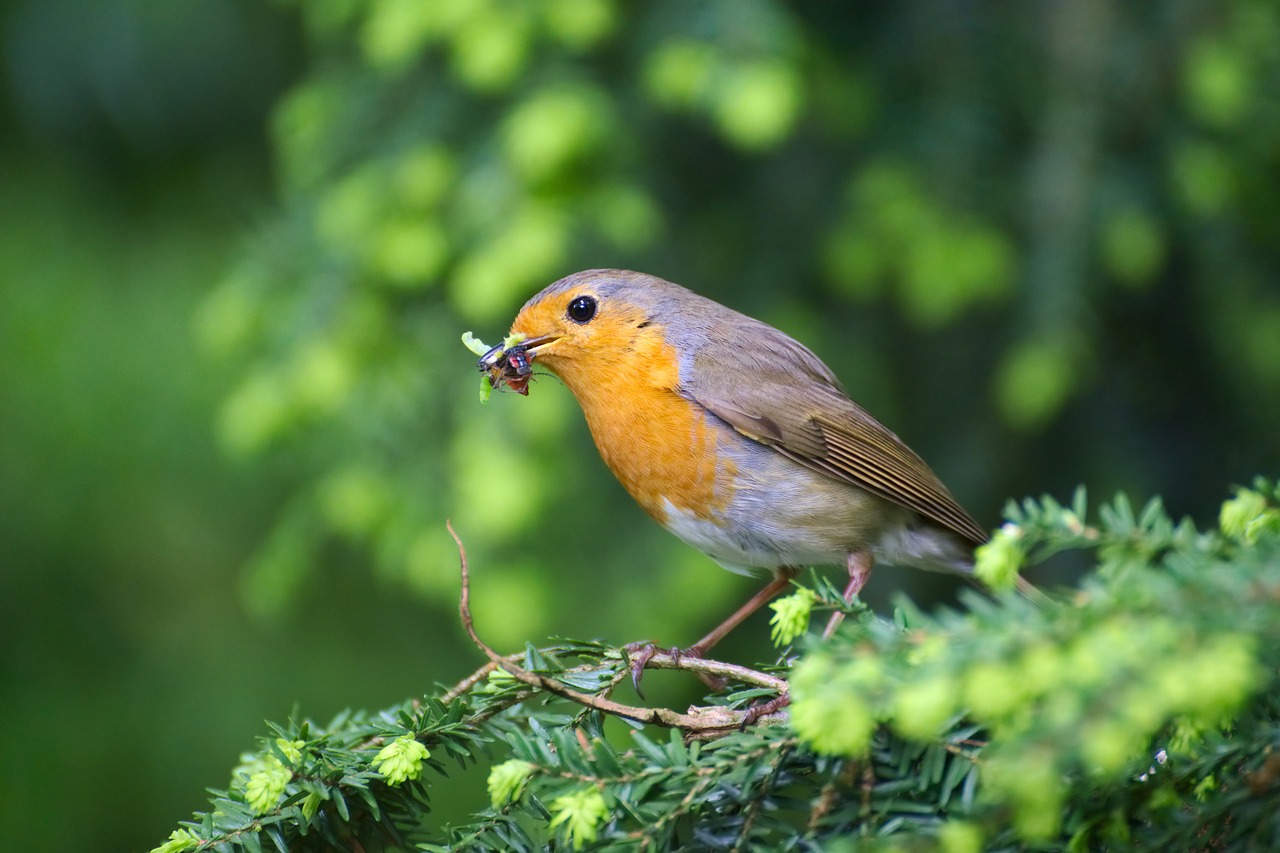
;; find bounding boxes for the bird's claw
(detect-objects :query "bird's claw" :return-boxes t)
[623,642,726,695]
[622,642,660,698]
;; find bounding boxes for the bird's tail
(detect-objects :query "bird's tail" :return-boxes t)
[882,524,1051,606]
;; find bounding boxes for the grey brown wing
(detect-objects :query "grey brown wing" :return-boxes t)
[685,332,987,546]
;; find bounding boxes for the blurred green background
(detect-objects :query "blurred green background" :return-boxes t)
[2,0,1277,848]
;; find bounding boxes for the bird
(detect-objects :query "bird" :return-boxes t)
[491,269,990,666]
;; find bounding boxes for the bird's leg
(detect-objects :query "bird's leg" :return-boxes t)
[746,555,871,724]
[687,567,799,658]
[624,567,800,695]
[822,550,874,639]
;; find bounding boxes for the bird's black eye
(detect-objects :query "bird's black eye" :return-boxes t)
[567,295,597,324]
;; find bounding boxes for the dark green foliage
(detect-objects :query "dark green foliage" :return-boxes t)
[156,482,1280,851]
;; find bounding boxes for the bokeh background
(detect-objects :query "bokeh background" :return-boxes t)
[2,0,1277,848]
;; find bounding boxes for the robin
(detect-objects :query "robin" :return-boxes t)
[487,269,991,667]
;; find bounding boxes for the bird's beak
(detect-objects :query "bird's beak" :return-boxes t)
[519,334,560,357]
[478,342,507,372]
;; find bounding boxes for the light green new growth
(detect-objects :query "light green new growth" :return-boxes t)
[375,733,430,785]
[150,479,1280,852]
[487,758,536,808]
[1220,486,1280,543]
[974,522,1024,591]
[244,756,291,814]
[769,587,817,646]
[150,828,200,853]
[548,787,610,850]
[276,737,304,764]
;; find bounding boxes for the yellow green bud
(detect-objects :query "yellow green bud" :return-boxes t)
[150,828,201,853]
[768,587,817,646]
[939,821,983,853]
[790,656,876,755]
[1220,488,1268,538]
[275,738,305,765]
[487,759,537,808]
[892,675,958,740]
[548,787,609,850]
[974,523,1023,592]
[244,755,291,814]
[963,661,1023,720]
[375,734,430,786]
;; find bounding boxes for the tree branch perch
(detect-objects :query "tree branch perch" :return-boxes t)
[446,520,788,734]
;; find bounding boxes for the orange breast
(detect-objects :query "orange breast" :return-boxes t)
[544,329,733,523]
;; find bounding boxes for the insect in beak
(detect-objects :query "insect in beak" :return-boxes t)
[477,335,558,396]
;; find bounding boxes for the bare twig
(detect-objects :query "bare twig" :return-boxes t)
[441,655,526,703]
[446,521,788,734]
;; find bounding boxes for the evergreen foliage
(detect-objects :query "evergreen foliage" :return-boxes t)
[155,480,1280,851]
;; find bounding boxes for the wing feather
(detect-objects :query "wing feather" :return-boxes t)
[686,330,987,547]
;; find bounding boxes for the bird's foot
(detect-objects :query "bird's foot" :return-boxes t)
[621,642,662,697]
[740,693,791,728]
[621,642,725,696]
